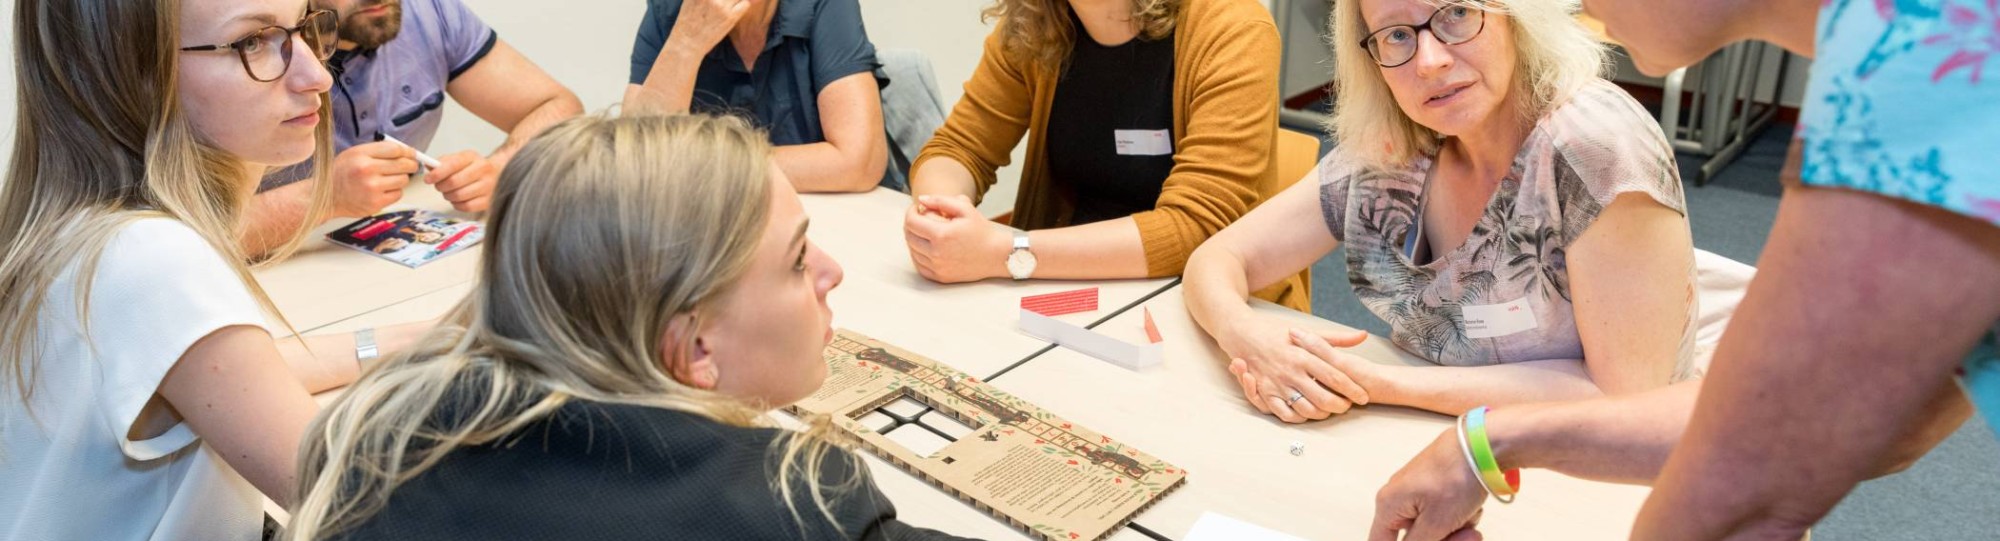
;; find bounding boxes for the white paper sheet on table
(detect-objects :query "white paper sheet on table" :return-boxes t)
[1183,512,1312,541]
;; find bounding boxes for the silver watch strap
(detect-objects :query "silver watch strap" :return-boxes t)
[354,328,380,361]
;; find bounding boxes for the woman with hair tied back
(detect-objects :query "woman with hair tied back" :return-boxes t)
[1184,0,1741,423]
[285,114,980,541]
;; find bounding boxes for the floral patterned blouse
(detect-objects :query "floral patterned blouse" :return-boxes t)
[1316,79,1699,380]
[1803,0,2000,437]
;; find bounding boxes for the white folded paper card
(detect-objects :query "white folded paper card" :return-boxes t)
[1018,308,1163,370]
[1184,512,1311,541]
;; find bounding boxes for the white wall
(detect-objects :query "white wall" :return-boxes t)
[425,1,647,154]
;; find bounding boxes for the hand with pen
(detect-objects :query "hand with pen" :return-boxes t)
[422,151,498,212]
[327,141,420,218]
[330,137,498,217]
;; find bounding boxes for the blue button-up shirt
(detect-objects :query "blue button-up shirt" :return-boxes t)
[628,0,878,149]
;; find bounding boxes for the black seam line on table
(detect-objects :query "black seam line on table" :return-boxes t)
[878,408,918,424]
[873,394,936,431]
[906,277,1188,422]
[1127,522,1174,540]
[876,413,960,443]
[908,416,960,442]
[978,276,1184,384]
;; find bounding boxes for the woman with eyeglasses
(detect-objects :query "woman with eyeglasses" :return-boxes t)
[1365,0,2000,538]
[0,0,426,539]
[1183,0,1734,423]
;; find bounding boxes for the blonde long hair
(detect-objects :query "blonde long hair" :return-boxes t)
[982,0,1182,73]
[1328,0,1608,169]
[0,0,333,415]
[286,114,857,540]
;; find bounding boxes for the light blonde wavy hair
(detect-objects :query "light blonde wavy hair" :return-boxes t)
[1,0,334,420]
[982,0,1182,73]
[1328,0,1608,169]
[285,114,859,540]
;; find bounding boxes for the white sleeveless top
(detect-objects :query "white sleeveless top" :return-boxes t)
[0,218,270,541]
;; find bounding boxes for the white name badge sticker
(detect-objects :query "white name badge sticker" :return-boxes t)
[1462,296,1538,339]
[1114,129,1174,156]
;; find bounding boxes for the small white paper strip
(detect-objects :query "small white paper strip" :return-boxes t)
[1114,129,1174,155]
[1019,308,1163,370]
[1184,512,1311,541]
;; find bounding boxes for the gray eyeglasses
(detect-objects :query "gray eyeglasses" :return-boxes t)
[1359,3,1487,68]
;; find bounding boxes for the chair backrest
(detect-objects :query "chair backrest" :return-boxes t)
[876,48,949,192]
[1272,127,1324,196]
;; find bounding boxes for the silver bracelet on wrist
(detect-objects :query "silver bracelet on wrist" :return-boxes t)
[354,327,380,367]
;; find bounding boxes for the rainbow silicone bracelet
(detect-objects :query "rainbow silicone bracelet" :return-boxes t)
[1454,414,1497,500]
[1464,406,1520,502]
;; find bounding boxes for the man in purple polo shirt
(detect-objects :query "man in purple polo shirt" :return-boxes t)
[247,0,582,255]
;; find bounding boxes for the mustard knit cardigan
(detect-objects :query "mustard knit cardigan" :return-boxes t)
[913,0,1308,310]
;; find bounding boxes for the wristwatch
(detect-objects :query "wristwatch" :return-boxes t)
[1005,230,1037,280]
[354,328,380,362]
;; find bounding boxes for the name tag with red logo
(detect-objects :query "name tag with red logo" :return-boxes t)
[1462,296,1537,339]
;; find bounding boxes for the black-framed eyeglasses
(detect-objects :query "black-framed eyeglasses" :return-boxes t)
[1359,3,1486,68]
[179,9,339,82]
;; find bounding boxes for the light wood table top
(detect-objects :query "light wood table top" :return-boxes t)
[254,186,480,335]
[259,187,1176,379]
[270,188,1647,540]
[982,287,1652,540]
[263,187,1176,538]
[800,189,1176,379]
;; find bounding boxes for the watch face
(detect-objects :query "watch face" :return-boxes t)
[1007,249,1035,277]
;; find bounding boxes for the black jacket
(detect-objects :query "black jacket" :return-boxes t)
[330,400,980,540]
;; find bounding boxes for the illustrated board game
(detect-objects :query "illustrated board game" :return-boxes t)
[791,330,1187,541]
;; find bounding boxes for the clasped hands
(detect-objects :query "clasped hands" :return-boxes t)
[1220,320,1386,423]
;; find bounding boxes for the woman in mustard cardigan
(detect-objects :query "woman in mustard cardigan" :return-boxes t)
[902,0,1309,311]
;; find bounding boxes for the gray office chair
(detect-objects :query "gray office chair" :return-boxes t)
[875,48,948,193]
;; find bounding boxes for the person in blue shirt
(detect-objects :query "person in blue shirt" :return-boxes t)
[625,0,890,193]
[1363,0,2000,539]
[246,0,582,255]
